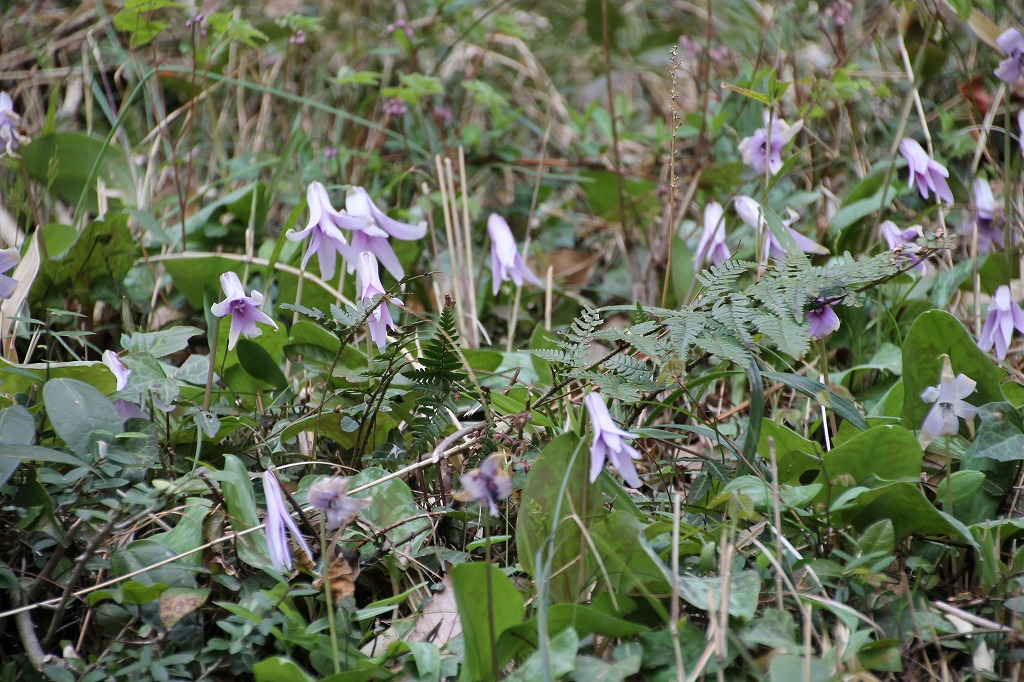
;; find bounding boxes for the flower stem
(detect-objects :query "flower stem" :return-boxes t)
[321,515,341,675]
[945,437,953,516]
[484,519,499,681]
[203,317,219,411]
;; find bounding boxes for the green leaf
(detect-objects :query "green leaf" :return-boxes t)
[0,406,36,487]
[816,425,923,502]
[42,378,123,456]
[584,0,624,48]
[571,652,642,682]
[215,455,273,570]
[85,579,168,606]
[149,498,213,566]
[253,657,316,682]
[506,628,578,682]
[516,433,606,602]
[121,326,202,357]
[451,562,525,682]
[857,519,895,556]
[831,482,976,546]
[900,310,1004,431]
[110,539,195,588]
[677,570,761,620]
[768,654,831,682]
[935,470,985,505]
[347,467,429,559]
[21,133,133,213]
[236,339,288,390]
[957,403,1022,525]
[762,370,868,431]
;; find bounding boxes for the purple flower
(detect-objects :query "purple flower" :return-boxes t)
[737,110,803,176]
[383,98,408,117]
[0,247,19,299]
[263,471,314,571]
[585,393,643,488]
[487,214,541,295]
[102,350,147,420]
[899,138,954,205]
[678,35,702,59]
[356,251,399,351]
[456,453,513,517]
[994,28,1024,84]
[307,476,372,529]
[287,182,362,281]
[978,285,1024,360]
[733,196,827,264]
[920,356,977,447]
[807,299,840,339]
[971,179,1003,253]
[0,92,25,155]
[880,220,929,273]
[695,201,730,268]
[1019,111,1024,158]
[210,272,279,350]
[343,186,426,280]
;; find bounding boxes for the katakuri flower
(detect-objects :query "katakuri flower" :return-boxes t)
[487,213,541,295]
[356,251,399,351]
[0,247,19,299]
[262,471,314,571]
[585,393,643,488]
[899,138,954,205]
[920,355,977,447]
[806,299,841,339]
[287,182,362,281]
[971,178,1004,253]
[734,196,827,264]
[1019,111,1024,158]
[880,220,929,273]
[695,201,730,268]
[455,453,513,517]
[210,271,278,350]
[307,476,372,530]
[342,186,426,281]
[0,92,26,155]
[737,109,803,176]
[102,350,146,421]
[978,285,1024,360]
[994,28,1024,84]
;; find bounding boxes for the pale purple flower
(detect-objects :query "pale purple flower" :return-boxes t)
[0,247,19,298]
[737,110,803,176]
[971,178,1003,253]
[342,186,426,280]
[994,28,1024,84]
[679,35,702,59]
[899,138,954,205]
[456,453,513,517]
[210,272,279,350]
[734,196,827,264]
[708,45,730,62]
[978,285,1024,359]
[920,356,977,447]
[585,393,643,488]
[1019,111,1024,158]
[806,299,840,339]
[0,92,25,155]
[356,251,399,351]
[307,476,372,529]
[487,214,541,295]
[287,182,362,281]
[695,201,730,267]
[383,98,408,117]
[263,471,314,571]
[102,350,146,420]
[880,220,929,273]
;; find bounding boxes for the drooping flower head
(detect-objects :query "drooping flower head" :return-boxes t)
[695,201,730,268]
[971,178,1004,254]
[342,186,422,280]
[307,476,372,530]
[919,355,977,447]
[899,138,954,205]
[210,272,279,350]
[101,350,146,421]
[262,471,314,571]
[0,247,19,299]
[487,214,542,296]
[584,393,643,488]
[806,299,841,339]
[994,28,1024,84]
[0,93,26,155]
[737,110,803,176]
[355,251,400,351]
[978,285,1024,360]
[733,197,827,264]
[880,220,929,273]
[287,182,362,281]
[455,452,513,517]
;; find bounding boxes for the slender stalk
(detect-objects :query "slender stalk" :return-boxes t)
[203,317,219,411]
[484,520,500,681]
[322,515,341,675]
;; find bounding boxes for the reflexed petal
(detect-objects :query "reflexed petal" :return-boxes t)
[0,273,16,299]
[734,196,764,231]
[0,247,18,274]
[219,271,245,300]
[921,386,939,403]
[951,374,977,400]
[102,350,132,391]
[787,227,829,255]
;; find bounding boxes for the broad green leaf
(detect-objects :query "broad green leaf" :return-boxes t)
[43,378,123,456]
[957,403,1022,525]
[0,406,36,487]
[900,310,1004,431]
[121,326,202,357]
[768,654,831,682]
[830,481,976,546]
[590,512,671,595]
[0,357,114,396]
[762,370,868,431]
[110,539,195,588]
[85,580,168,606]
[21,133,133,213]
[857,519,895,556]
[253,657,316,682]
[815,425,923,502]
[149,498,213,566]
[451,562,524,682]
[677,569,761,620]
[347,467,429,561]
[516,433,606,602]
[215,455,273,570]
[935,470,985,505]
[505,627,578,682]
[571,652,642,682]
[33,213,135,306]
[236,339,288,390]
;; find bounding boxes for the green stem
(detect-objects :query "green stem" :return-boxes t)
[945,437,953,517]
[322,515,341,675]
[203,317,219,411]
